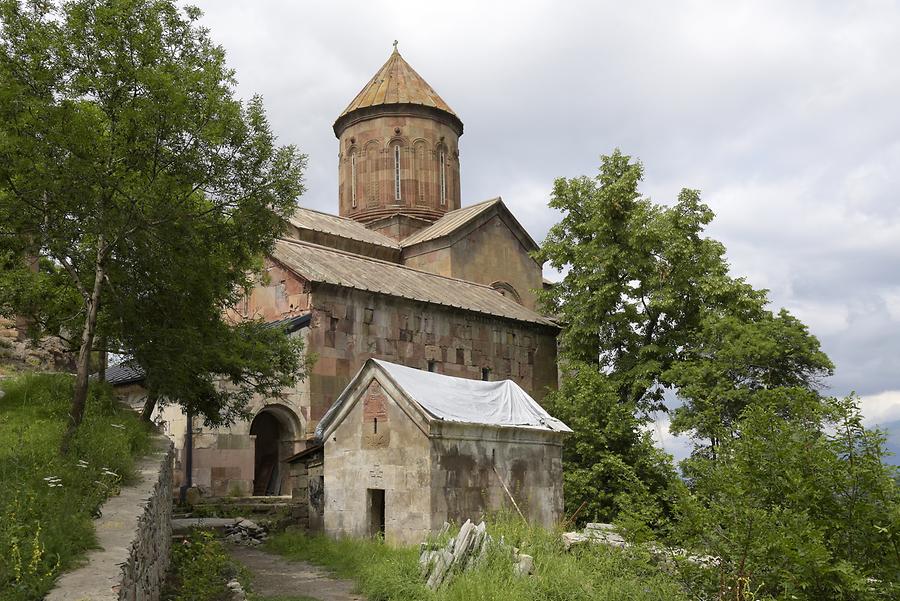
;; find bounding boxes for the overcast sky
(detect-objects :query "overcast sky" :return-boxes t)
[188,0,900,460]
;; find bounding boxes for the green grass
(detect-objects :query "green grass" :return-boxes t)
[266,517,691,601]
[163,529,250,601]
[0,372,153,601]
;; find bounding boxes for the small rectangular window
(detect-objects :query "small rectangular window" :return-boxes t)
[482,367,491,381]
[428,360,436,373]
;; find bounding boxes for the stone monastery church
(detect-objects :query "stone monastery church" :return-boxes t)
[108,47,567,540]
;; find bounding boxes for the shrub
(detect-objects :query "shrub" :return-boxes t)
[0,373,151,601]
[163,529,248,601]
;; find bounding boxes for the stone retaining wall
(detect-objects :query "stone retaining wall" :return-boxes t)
[47,435,174,601]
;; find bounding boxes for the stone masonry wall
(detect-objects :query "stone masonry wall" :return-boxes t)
[47,436,174,601]
[306,284,559,437]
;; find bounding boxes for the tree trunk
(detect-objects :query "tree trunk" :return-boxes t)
[60,247,105,454]
[141,389,158,422]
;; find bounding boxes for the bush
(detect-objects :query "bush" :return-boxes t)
[0,372,152,601]
[163,529,248,601]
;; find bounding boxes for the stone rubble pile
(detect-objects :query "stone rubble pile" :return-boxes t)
[226,578,247,601]
[419,520,534,590]
[224,518,268,546]
[562,522,626,551]
[562,522,719,568]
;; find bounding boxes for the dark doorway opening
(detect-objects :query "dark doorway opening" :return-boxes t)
[250,411,282,495]
[367,488,385,538]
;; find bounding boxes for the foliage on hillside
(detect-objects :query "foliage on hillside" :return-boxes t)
[538,150,900,600]
[266,518,689,601]
[0,0,307,450]
[0,373,151,601]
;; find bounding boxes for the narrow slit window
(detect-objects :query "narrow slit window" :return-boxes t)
[482,367,491,381]
[439,149,446,205]
[350,152,357,208]
[373,417,378,434]
[394,145,401,201]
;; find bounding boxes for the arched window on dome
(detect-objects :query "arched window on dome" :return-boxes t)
[439,148,447,206]
[350,149,358,208]
[393,144,402,202]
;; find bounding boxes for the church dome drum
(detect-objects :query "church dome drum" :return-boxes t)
[334,45,463,224]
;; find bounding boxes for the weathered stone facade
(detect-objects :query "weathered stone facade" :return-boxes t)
[305,284,558,434]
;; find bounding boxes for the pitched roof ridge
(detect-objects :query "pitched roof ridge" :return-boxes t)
[276,237,510,292]
[292,205,363,222]
[399,196,504,246]
[288,207,401,249]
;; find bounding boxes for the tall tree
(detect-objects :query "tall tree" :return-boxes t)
[0,0,306,450]
[537,150,761,523]
[537,150,832,524]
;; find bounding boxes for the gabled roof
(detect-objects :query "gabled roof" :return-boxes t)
[399,197,539,254]
[104,362,146,385]
[288,207,400,251]
[271,238,557,327]
[337,48,457,121]
[315,359,571,440]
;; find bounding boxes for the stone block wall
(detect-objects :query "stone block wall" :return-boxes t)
[306,285,558,436]
[47,436,174,601]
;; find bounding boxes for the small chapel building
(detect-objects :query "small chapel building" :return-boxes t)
[109,47,566,525]
[313,359,570,545]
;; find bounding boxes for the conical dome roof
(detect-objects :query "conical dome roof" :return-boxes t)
[334,46,462,136]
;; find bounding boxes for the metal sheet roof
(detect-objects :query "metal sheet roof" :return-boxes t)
[104,362,146,385]
[272,239,557,327]
[338,48,457,120]
[400,198,500,247]
[289,208,400,250]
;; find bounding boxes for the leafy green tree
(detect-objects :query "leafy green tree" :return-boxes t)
[537,150,762,523]
[667,310,833,455]
[0,0,306,450]
[675,395,900,600]
[538,150,765,414]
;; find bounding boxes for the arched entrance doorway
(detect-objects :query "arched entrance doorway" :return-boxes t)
[249,406,300,496]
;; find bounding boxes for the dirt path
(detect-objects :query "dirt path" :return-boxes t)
[227,544,365,601]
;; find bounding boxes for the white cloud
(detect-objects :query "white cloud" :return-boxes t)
[648,413,694,464]
[859,390,900,427]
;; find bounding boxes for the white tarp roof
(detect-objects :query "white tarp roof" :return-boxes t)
[316,359,571,438]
